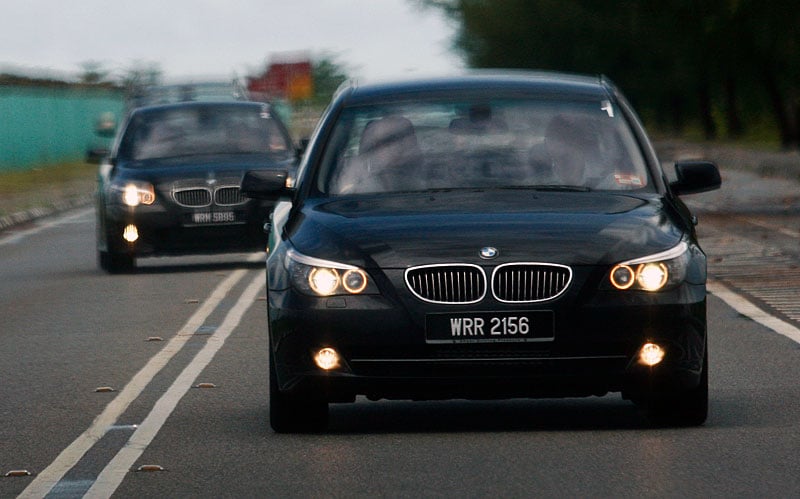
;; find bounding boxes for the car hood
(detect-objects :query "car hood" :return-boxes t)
[286,190,686,268]
[115,153,295,184]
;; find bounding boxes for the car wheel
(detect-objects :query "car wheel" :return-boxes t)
[269,348,328,433]
[98,249,135,274]
[644,346,708,427]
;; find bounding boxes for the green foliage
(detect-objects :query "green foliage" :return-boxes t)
[311,55,350,106]
[422,0,800,148]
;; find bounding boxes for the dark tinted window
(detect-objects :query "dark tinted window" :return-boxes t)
[117,105,292,161]
[317,97,652,194]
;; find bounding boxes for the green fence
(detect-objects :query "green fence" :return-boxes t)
[0,85,125,171]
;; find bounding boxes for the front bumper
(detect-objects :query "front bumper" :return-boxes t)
[268,279,708,403]
[102,200,271,256]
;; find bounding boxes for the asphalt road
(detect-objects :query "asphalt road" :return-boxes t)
[1,169,799,497]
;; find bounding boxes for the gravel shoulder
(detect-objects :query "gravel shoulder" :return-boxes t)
[658,140,800,214]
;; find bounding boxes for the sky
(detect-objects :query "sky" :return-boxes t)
[0,0,463,83]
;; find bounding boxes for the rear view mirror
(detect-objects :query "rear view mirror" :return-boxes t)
[670,161,721,195]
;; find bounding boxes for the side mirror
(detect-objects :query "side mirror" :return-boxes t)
[86,147,110,164]
[240,169,293,200]
[94,112,117,138]
[670,161,721,195]
[296,138,310,157]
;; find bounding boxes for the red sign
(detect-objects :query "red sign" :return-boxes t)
[248,60,313,101]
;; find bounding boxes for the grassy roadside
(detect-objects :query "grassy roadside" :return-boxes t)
[0,161,97,218]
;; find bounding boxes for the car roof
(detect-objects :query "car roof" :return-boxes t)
[129,100,270,116]
[338,71,615,105]
[126,81,250,108]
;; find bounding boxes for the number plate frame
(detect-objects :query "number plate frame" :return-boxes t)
[425,311,555,344]
[188,210,239,225]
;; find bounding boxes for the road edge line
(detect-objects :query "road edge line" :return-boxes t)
[708,280,800,345]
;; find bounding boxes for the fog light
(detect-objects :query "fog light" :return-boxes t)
[123,224,139,243]
[314,347,340,370]
[639,342,665,366]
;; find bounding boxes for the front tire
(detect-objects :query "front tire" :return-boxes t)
[98,249,135,273]
[643,347,709,427]
[269,348,328,433]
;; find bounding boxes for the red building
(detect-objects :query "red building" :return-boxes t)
[247,60,313,102]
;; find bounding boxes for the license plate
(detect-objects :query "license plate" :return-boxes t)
[190,211,236,224]
[426,311,554,344]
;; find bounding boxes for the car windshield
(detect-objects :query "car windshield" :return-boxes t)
[317,97,653,195]
[117,104,292,161]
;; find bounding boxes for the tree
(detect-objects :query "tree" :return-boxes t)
[118,61,162,97]
[417,0,800,148]
[311,55,350,106]
[78,61,111,85]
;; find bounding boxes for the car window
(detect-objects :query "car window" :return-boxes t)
[117,105,292,161]
[317,98,652,194]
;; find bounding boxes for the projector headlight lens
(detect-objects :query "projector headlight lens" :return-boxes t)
[608,242,689,292]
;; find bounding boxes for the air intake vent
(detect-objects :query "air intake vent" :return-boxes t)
[174,188,211,207]
[215,186,246,206]
[491,263,571,303]
[405,264,486,304]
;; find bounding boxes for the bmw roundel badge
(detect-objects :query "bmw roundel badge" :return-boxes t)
[480,247,499,259]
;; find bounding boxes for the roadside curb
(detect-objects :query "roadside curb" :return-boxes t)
[0,195,93,232]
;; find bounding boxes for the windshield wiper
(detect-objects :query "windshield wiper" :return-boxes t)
[492,184,592,192]
[529,184,592,192]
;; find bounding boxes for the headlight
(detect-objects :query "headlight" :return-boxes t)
[286,249,377,296]
[113,181,155,206]
[608,241,689,292]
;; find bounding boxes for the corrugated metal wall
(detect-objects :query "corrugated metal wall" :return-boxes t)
[0,85,124,171]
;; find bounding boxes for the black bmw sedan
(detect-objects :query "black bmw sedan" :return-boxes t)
[240,72,722,432]
[96,101,297,272]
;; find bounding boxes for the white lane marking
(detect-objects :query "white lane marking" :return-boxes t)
[18,253,263,498]
[0,207,93,246]
[708,280,800,345]
[85,271,265,498]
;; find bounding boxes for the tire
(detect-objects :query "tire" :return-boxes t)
[269,348,328,433]
[644,347,709,427]
[98,249,135,273]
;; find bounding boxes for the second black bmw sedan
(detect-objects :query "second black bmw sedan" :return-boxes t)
[96,101,297,272]
[241,72,721,432]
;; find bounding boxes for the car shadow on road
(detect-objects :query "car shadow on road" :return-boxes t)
[322,397,651,434]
